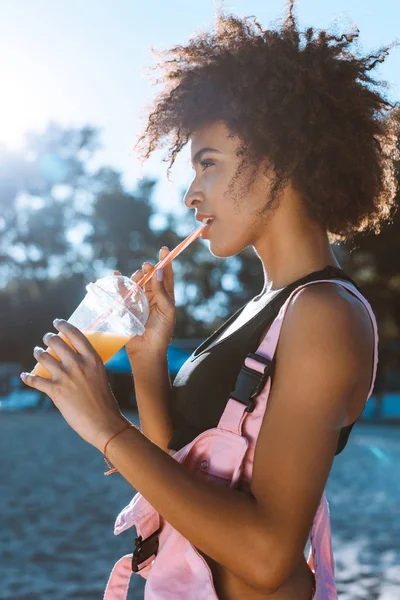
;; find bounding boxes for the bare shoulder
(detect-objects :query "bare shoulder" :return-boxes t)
[289,281,373,342]
[259,280,374,353]
[280,281,375,415]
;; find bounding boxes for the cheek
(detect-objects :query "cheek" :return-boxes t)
[206,217,253,258]
[204,170,225,196]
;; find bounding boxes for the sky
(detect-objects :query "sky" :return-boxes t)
[1,0,400,225]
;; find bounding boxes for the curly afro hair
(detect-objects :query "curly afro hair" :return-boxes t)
[134,0,400,243]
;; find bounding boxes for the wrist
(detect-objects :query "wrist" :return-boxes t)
[94,413,132,453]
[128,348,168,366]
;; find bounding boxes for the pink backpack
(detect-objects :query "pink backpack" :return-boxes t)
[103,278,378,600]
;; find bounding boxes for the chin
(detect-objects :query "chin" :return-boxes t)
[206,238,246,258]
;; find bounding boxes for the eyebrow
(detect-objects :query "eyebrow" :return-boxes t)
[191,147,222,166]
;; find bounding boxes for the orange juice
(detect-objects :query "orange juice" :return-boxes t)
[30,331,131,379]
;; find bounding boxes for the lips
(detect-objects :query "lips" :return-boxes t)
[201,217,215,239]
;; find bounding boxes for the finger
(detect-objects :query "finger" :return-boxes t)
[159,247,175,303]
[123,269,146,303]
[52,319,99,360]
[116,267,147,298]
[128,269,144,284]
[113,270,130,300]
[42,331,80,368]
[113,270,143,301]
[153,266,175,313]
[152,250,176,312]
[20,370,53,396]
[141,261,155,294]
[33,344,65,377]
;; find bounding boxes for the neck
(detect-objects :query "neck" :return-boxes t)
[253,205,340,293]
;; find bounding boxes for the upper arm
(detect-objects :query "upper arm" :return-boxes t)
[250,284,374,591]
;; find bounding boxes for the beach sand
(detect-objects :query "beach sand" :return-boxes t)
[1,411,399,599]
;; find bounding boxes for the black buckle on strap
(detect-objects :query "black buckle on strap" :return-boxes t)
[230,353,274,413]
[132,526,162,573]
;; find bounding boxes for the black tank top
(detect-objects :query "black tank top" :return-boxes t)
[168,265,362,456]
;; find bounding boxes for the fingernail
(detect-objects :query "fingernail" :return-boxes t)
[156,268,164,281]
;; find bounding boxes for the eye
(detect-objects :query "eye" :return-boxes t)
[200,159,215,171]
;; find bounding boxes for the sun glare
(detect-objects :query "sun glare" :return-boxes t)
[0,63,54,151]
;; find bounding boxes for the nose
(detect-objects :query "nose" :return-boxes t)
[183,180,203,210]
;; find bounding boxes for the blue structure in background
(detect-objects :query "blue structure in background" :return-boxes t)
[362,393,400,419]
[0,344,196,412]
[105,344,192,376]
[2,341,400,418]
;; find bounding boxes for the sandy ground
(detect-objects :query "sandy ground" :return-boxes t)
[1,411,399,599]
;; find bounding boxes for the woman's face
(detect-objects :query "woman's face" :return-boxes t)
[184,121,276,258]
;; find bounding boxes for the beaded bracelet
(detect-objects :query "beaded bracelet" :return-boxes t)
[104,422,137,475]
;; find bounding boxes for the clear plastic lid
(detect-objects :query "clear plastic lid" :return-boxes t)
[86,275,149,331]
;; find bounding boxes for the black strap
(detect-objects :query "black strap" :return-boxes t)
[229,353,275,413]
[131,526,162,573]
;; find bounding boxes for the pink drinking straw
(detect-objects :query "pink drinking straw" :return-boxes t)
[84,223,207,333]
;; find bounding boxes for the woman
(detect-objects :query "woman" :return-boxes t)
[21,2,399,598]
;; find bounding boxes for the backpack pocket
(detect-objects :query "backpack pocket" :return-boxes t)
[182,427,249,489]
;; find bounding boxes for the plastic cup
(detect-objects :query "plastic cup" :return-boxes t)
[30,223,206,379]
[30,275,149,379]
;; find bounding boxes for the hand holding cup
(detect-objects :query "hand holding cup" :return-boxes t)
[114,246,176,358]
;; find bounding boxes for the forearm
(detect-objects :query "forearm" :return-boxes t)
[129,351,174,453]
[101,425,273,591]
